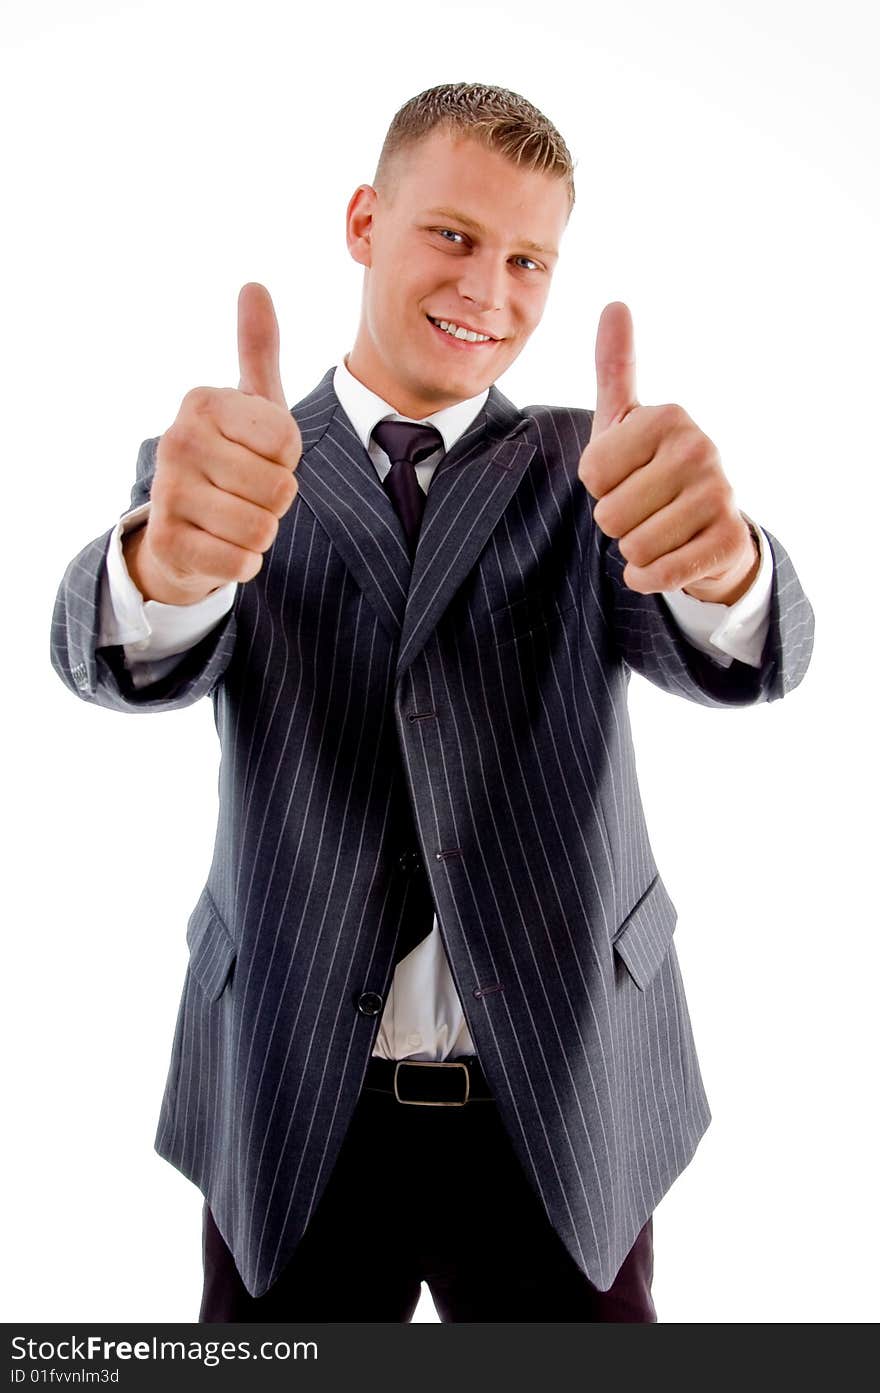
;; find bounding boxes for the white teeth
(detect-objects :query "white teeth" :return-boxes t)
[430,316,494,343]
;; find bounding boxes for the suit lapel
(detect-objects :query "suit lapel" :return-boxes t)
[396,393,535,683]
[290,367,537,685]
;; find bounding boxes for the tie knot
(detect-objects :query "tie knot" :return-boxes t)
[371,419,444,467]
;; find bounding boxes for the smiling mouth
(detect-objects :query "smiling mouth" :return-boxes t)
[426,314,502,347]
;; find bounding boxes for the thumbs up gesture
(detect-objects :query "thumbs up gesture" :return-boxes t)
[125,283,302,606]
[578,303,759,604]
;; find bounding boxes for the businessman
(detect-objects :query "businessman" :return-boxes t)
[50,81,814,1322]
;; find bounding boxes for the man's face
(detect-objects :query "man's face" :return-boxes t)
[345,128,571,419]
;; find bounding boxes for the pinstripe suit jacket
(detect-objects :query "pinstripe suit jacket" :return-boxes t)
[50,365,815,1297]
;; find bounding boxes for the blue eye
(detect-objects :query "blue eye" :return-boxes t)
[433,229,542,271]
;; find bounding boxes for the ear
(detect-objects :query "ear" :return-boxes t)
[346,184,377,269]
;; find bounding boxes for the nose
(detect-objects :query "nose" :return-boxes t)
[455,252,506,317]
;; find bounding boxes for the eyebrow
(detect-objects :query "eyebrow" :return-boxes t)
[422,206,558,259]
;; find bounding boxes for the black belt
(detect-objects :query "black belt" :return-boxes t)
[363,1055,494,1105]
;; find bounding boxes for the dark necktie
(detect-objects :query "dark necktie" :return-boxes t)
[370,419,444,962]
[371,419,444,560]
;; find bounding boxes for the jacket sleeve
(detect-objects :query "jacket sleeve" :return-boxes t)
[596,521,814,706]
[49,436,238,713]
[580,421,815,707]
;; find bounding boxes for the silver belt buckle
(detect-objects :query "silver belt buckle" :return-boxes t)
[393,1059,470,1106]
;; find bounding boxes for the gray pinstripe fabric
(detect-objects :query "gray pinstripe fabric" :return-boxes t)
[50,367,815,1296]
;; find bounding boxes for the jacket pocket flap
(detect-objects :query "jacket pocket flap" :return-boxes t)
[490,593,576,647]
[185,885,237,1002]
[612,873,678,991]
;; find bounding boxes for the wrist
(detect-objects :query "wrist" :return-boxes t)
[682,517,760,605]
[122,524,214,606]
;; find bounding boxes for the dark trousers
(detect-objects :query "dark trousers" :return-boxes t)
[199,1062,656,1322]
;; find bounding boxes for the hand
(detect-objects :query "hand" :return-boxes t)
[578,302,759,605]
[125,283,302,606]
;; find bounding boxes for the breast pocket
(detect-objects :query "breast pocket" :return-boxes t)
[612,872,678,991]
[490,593,577,648]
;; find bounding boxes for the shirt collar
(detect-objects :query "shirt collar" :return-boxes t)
[333,353,490,456]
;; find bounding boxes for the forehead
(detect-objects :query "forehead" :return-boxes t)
[391,129,569,253]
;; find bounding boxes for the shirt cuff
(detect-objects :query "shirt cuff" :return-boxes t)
[99,500,237,661]
[660,511,773,669]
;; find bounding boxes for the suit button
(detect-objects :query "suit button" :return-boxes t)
[356,991,384,1016]
[397,849,421,874]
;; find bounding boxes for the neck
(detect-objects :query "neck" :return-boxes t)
[344,349,470,420]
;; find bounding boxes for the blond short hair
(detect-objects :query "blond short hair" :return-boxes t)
[372,81,576,216]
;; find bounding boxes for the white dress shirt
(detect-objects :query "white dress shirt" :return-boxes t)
[98,357,774,1061]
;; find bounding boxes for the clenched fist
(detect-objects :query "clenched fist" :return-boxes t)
[579,302,759,605]
[124,283,302,605]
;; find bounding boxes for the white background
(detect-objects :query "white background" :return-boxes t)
[4,0,876,1324]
